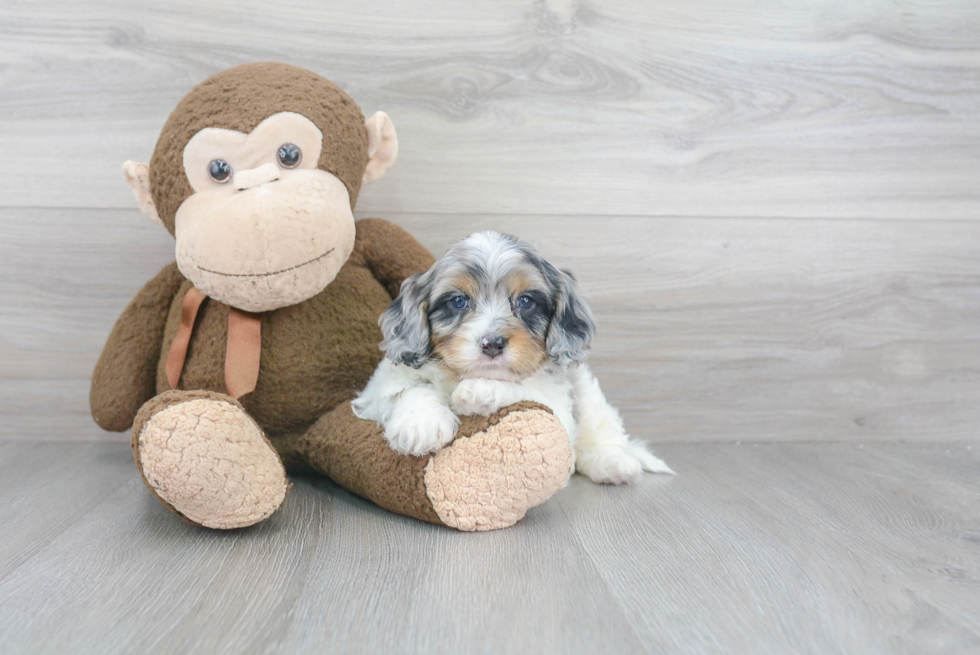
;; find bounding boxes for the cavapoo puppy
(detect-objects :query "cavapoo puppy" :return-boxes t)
[352,231,672,484]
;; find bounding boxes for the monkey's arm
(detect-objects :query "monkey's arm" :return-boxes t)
[90,261,185,431]
[354,218,435,298]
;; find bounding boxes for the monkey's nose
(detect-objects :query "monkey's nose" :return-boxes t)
[479,335,508,359]
[234,162,281,191]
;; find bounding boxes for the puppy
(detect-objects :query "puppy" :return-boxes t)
[352,231,673,484]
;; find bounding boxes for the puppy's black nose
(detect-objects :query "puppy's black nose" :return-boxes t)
[479,335,508,358]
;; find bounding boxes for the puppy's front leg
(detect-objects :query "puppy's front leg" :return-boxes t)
[451,378,528,416]
[385,386,460,456]
[571,365,674,484]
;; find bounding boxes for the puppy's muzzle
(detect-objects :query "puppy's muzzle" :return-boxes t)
[479,335,507,359]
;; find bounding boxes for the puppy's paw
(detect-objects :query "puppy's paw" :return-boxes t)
[576,440,673,485]
[384,400,460,457]
[451,378,517,416]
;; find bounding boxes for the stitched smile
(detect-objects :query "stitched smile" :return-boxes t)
[198,248,335,278]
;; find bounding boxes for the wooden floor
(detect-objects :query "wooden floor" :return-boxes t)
[1,0,979,653]
[1,441,978,654]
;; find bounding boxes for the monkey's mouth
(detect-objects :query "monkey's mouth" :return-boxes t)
[196,248,335,278]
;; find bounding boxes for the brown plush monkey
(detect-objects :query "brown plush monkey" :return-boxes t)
[91,63,571,531]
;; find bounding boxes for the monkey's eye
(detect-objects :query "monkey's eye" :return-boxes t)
[450,295,469,310]
[276,143,302,169]
[516,295,535,310]
[208,159,233,183]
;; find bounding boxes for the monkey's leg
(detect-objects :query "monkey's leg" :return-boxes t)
[298,400,572,531]
[132,390,289,529]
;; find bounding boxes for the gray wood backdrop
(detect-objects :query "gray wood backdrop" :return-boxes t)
[1,0,977,444]
[2,2,980,654]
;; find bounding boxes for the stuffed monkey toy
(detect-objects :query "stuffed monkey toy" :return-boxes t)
[90,63,571,532]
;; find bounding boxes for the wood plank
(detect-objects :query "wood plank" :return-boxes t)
[3,207,978,443]
[398,213,980,443]
[0,206,174,442]
[558,441,980,655]
[0,0,978,218]
[0,441,133,578]
[0,442,645,655]
[0,380,113,442]
[0,441,977,653]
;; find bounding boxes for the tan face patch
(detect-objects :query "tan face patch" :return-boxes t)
[429,272,479,365]
[449,274,479,298]
[432,315,547,381]
[500,324,547,378]
[431,273,478,304]
[503,271,550,377]
[431,331,469,372]
[505,270,541,299]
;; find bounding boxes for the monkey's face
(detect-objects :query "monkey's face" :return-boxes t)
[125,63,399,311]
[173,112,355,312]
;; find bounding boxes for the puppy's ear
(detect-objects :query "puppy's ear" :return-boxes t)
[546,268,596,366]
[379,272,431,368]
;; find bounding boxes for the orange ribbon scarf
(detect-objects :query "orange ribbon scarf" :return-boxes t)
[165,288,263,399]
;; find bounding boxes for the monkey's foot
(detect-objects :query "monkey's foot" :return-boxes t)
[302,400,571,531]
[424,402,572,531]
[132,390,289,529]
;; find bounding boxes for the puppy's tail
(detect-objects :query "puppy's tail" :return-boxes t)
[624,439,675,475]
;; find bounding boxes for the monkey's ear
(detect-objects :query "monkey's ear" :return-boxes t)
[122,161,164,227]
[362,111,398,185]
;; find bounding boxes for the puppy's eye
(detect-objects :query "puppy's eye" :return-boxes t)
[276,143,302,169]
[208,159,233,183]
[516,295,535,310]
[450,295,469,310]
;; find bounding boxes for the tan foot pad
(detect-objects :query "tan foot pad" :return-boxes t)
[424,406,572,531]
[136,398,288,529]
